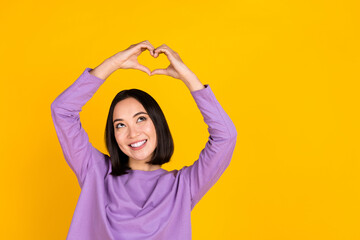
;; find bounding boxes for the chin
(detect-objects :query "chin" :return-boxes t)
[129,154,152,161]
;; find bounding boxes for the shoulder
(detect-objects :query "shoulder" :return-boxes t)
[90,150,112,175]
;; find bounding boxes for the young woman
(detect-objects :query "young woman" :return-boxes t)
[51,40,237,240]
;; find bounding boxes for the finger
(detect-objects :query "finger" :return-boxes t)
[136,41,155,57]
[153,44,176,53]
[153,46,178,62]
[143,41,156,56]
[134,63,151,76]
[153,45,170,58]
[133,40,151,48]
[150,68,168,76]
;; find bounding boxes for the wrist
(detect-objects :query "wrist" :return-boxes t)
[90,58,119,80]
[181,70,197,82]
[182,74,205,92]
[106,57,122,70]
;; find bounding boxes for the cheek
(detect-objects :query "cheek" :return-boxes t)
[147,124,157,145]
[114,133,126,147]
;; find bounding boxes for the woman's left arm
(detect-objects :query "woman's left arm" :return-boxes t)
[184,84,237,209]
[150,44,238,209]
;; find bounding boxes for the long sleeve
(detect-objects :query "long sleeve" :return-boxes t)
[51,68,106,189]
[181,84,237,210]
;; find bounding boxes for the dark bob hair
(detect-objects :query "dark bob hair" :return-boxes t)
[105,89,174,176]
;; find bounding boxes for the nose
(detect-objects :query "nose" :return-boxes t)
[128,125,140,139]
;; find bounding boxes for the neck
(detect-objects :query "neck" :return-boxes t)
[129,160,161,171]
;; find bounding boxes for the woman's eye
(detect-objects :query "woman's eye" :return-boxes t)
[115,117,146,129]
[138,116,146,122]
[116,123,125,129]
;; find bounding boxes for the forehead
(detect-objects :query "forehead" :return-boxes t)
[113,97,146,118]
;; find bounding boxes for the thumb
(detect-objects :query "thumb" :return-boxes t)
[150,68,168,76]
[134,64,151,76]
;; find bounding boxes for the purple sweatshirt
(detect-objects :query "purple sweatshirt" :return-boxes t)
[51,68,237,240]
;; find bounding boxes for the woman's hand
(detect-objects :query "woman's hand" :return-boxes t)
[93,41,204,91]
[108,40,156,76]
[150,44,196,82]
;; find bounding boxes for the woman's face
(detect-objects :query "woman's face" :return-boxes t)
[112,97,157,165]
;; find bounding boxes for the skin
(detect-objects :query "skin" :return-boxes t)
[89,40,205,171]
[112,97,158,171]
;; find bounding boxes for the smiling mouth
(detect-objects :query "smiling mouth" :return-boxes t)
[129,139,147,148]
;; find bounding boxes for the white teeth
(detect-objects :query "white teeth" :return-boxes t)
[130,140,146,148]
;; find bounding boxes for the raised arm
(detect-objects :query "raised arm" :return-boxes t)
[149,44,238,209]
[184,85,237,209]
[50,64,110,188]
[51,40,157,188]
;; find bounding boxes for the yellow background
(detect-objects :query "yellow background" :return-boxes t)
[0,0,359,239]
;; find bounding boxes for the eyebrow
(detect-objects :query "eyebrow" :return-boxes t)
[113,112,148,124]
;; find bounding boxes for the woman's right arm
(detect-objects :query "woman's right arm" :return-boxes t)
[50,40,156,188]
[50,60,116,188]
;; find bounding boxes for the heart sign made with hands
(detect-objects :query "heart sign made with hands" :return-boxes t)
[137,50,169,75]
[109,40,197,82]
